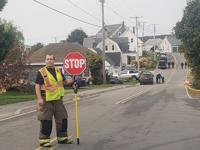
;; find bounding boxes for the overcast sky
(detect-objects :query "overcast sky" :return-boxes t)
[1,0,187,45]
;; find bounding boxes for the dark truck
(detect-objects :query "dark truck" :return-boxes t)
[158,55,168,69]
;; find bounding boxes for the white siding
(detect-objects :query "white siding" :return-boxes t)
[160,37,172,53]
[120,28,143,56]
[96,38,121,53]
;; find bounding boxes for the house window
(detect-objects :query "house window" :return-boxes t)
[112,45,114,51]
[105,45,108,51]
[131,38,133,43]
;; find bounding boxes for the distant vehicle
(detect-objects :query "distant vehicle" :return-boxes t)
[159,55,168,62]
[118,69,139,80]
[109,77,123,84]
[158,61,168,69]
[139,72,154,85]
[158,55,168,69]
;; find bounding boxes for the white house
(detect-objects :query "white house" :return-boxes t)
[160,36,181,53]
[144,38,163,52]
[120,27,143,56]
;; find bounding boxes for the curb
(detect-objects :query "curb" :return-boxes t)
[185,85,200,99]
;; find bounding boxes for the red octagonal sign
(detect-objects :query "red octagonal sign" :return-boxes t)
[63,52,86,75]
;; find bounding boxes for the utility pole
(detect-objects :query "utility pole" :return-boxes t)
[141,22,146,41]
[140,21,146,52]
[54,37,57,43]
[152,24,158,61]
[99,0,106,84]
[130,16,142,72]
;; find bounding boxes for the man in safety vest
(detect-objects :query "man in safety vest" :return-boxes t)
[35,54,74,147]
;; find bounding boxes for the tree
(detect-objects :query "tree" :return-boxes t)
[0,0,7,11]
[67,29,88,45]
[0,45,32,93]
[0,19,24,62]
[85,51,103,84]
[174,0,200,88]
[31,42,44,52]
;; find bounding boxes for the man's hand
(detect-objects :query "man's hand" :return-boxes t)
[65,76,75,85]
[37,98,44,106]
[37,98,44,111]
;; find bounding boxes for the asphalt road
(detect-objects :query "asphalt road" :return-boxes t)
[1,53,200,150]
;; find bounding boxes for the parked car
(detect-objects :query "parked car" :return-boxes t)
[139,72,154,85]
[75,76,86,87]
[118,69,139,81]
[109,77,123,84]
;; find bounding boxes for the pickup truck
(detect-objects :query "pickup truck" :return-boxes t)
[118,70,139,80]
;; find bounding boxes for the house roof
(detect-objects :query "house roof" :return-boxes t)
[111,37,129,53]
[166,36,181,47]
[105,52,121,66]
[28,42,94,64]
[93,48,102,54]
[141,34,170,42]
[91,48,121,66]
[83,37,102,48]
[83,37,129,53]
[97,24,122,37]
[144,38,162,46]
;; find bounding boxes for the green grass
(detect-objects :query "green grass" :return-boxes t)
[0,91,35,105]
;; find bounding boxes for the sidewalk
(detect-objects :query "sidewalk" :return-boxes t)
[0,84,135,120]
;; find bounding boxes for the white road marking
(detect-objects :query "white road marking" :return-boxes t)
[0,94,100,122]
[0,110,36,122]
[115,86,155,104]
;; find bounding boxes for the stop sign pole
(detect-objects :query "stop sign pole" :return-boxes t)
[63,52,86,145]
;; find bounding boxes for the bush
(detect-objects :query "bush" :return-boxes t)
[192,80,200,90]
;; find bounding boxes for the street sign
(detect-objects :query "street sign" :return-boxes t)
[63,52,86,75]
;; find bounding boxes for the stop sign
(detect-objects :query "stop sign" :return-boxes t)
[63,52,86,75]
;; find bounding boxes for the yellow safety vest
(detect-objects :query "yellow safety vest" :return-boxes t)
[39,66,64,101]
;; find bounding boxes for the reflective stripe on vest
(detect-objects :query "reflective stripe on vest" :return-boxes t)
[39,67,64,101]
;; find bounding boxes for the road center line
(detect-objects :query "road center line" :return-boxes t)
[115,86,154,104]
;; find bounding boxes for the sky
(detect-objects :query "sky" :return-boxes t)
[1,0,187,46]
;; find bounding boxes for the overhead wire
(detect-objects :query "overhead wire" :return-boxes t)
[33,0,101,28]
[66,0,100,22]
[104,4,134,24]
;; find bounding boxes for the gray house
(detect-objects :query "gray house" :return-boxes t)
[83,22,141,76]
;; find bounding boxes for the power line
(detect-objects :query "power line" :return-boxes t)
[33,0,101,28]
[105,5,134,24]
[66,0,100,22]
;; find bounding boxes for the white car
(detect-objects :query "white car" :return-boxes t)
[118,70,139,80]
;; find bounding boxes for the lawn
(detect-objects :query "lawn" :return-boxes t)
[0,91,36,105]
